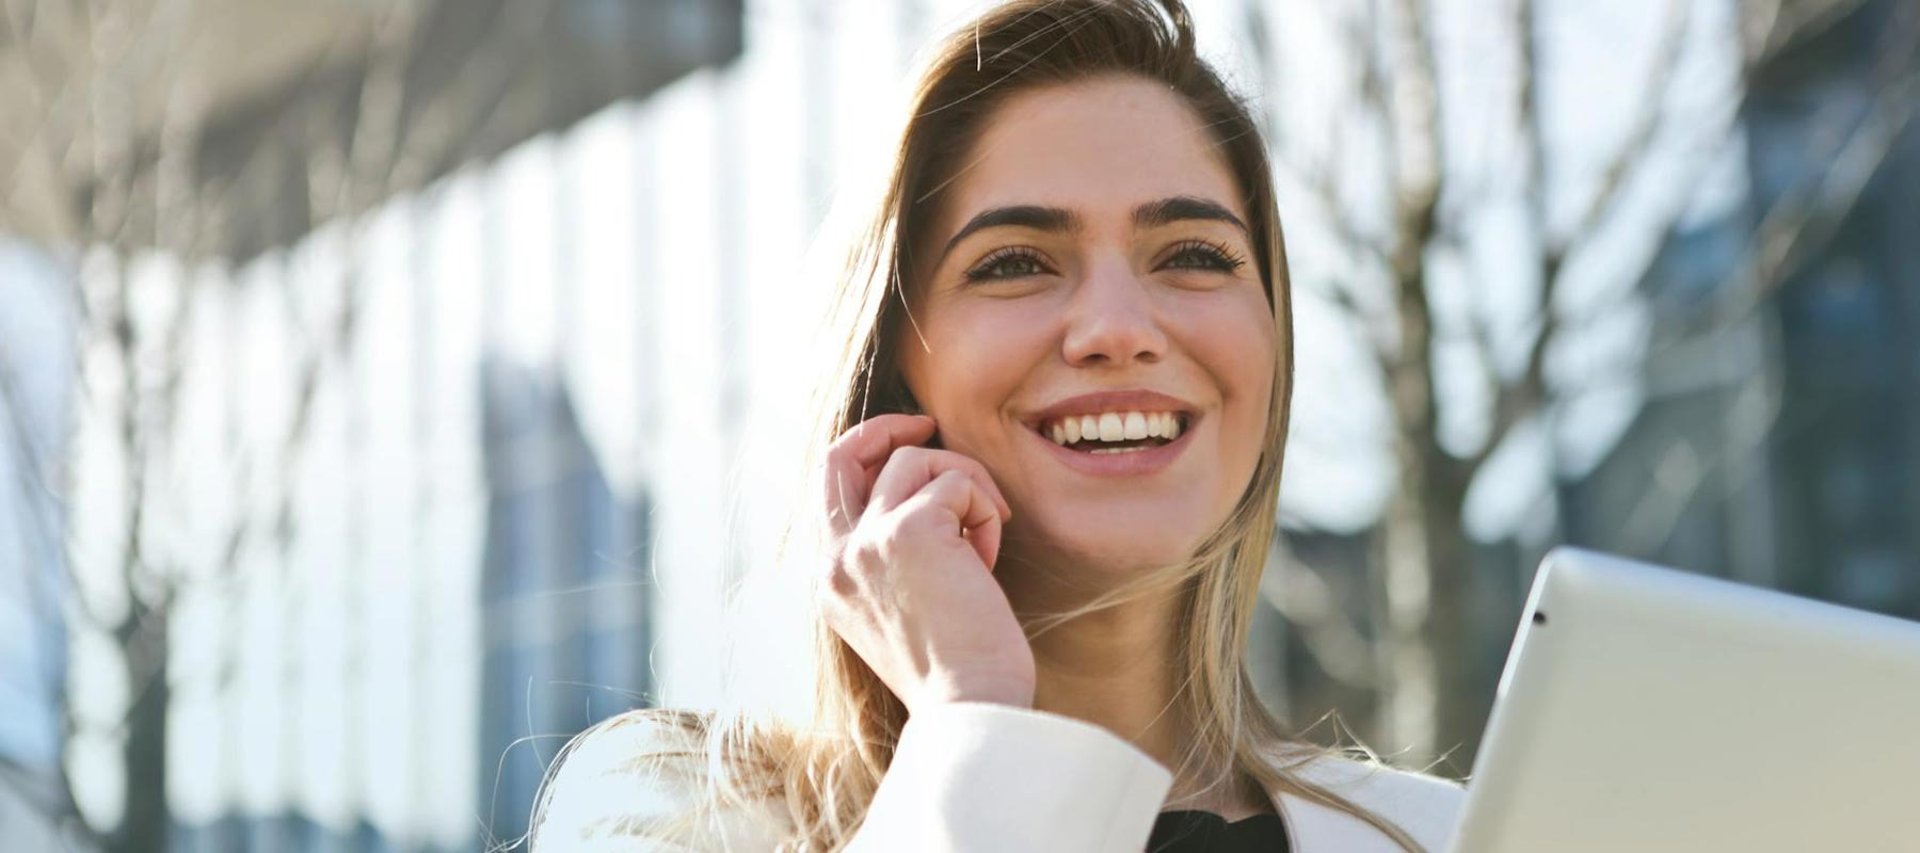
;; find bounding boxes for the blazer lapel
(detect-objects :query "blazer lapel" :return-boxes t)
[1272,788,1409,853]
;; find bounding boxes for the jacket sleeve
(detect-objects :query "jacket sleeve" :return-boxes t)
[533,703,1173,852]
[850,702,1174,853]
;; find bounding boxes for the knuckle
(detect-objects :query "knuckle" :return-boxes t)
[817,562,859,601]
[822,444,851,471]
[820,526,905,604]
[898,504,955,536]
[842,525,891,565]
[924,446,972,468]
[887,445,929,468]
[945,450,986,475]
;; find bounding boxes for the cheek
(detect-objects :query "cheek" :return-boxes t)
[1187,292,1278,409]
[1184,295,1278,482]
[903,302,1046,429]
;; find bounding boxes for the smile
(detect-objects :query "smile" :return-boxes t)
[1025,410,1197,477]
[1023,389,1199,475]
[1039,410,1187,454]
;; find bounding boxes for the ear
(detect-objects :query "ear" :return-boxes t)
[894,383,942,448]
[888,371,924,417]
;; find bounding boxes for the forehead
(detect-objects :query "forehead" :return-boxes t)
[938,75,1245,233]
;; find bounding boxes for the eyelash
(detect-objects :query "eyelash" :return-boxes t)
[962,241,1249,283]
[1163,239,1247,274]
[964,247,1052,282]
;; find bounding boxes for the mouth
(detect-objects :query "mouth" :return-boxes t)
[1022,389,1200,475]
[1032,410,1192,455]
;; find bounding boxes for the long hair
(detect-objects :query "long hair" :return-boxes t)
[533,1,1424,849]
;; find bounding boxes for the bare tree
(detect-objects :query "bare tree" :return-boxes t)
[1245,0,1918,766]
[0,1,424,847]
[3,0,684,845]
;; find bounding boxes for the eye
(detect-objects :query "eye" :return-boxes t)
[965,247,1054,282]
[1161,239,1247,274]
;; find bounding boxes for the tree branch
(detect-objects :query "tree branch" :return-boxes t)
[1481,0,1691,471]
[1380,0,1446,449]
[1262,535,1379,689]
[1746,0,1876,71]
[1614,375,1783,557]
[1557,0,1692,258]
[1713,67,1917,330]
[1473,0,1546,470]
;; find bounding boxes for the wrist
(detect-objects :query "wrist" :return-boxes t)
[915,677,1035,711]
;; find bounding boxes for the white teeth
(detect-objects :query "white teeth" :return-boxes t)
[1089,446,1151,455]
[1041,410,1186,446]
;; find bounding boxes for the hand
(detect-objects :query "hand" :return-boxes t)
[817,414,1035,713]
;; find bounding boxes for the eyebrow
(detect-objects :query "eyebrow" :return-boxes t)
[938,195,1250,262]
[1133,196,1249,235]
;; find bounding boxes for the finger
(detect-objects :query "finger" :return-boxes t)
[823,463,866,542]
[902,470,1004,568]
[964,510,1003,570]
[831,414,937,472]
[868,446,1013,521]
[823,415,937,537]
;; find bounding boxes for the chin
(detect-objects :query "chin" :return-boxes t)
[1016,506,1212,576]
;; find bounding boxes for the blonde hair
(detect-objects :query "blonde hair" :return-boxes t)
[533,1,1426,849]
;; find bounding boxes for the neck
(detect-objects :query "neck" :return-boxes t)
[996,551,1257,814]
[1025,586,1186,764]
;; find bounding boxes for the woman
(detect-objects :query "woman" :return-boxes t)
[533,1,1464,850]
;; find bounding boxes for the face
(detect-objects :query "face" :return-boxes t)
[897,75,1278,575]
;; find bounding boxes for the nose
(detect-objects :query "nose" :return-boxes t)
[1061,256,1167,367]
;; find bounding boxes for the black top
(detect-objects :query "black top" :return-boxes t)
[1147,809,1290,853]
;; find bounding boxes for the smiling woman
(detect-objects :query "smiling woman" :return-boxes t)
[900,76,1278,584]
[531,2,1462,851]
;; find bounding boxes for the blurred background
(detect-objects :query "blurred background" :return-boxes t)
[1,0,1915,849]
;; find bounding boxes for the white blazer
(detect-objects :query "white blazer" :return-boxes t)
[534,702,1465,852]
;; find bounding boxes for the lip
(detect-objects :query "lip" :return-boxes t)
[1025,389,1198,429]
[1022,389,1199,478]
[1025,411,1196,477]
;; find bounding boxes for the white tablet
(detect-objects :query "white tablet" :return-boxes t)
[1449,547,1920,852]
